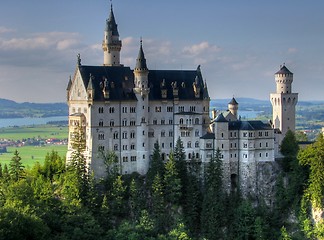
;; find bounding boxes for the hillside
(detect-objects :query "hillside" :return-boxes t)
[0,98,68,118]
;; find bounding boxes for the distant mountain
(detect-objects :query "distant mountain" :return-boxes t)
[0,98,68,118]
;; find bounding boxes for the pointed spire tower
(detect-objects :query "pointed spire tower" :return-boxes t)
[228,97,239,119]
[133,40,149,97]
[102,4,122,66]
[270,64,298,137]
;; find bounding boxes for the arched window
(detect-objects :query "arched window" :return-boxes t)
[180,118,184,124]
[113,132,118,139]
[195,118,199,124]
[195,141,199,148]
[99,119,104,127]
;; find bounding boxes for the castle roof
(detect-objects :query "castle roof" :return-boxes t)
[106,5,119,36]
[77,65,207,102]
[214,113,228,122]
[228,97,238,105]
[275,65,293,75]
[200,132,215,139]
[228,120,272,131]
[135,41,148,71]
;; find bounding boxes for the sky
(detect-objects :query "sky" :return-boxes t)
[0,0,324,103]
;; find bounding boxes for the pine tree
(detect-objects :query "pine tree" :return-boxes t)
[110,175,126,217]
[201,148,224,239]
[9,150,25,181]
[163,152,182,205]
[174,137,188,205]
[2,164,10,182]
[146,141,164,187]
[0,163,2,179]
[151,173,166,233]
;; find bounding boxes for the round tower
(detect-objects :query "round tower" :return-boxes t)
[102,5,122,66]
[228,97,239,119]
[270,64,298,137]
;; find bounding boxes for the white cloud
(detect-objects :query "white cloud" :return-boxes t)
[287,48,297,54]
[182,41,221,56]
[0,26,15,34]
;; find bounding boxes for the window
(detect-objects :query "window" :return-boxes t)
[249,132,253,137]
[155,106,162,112]
[143,131,145,136]
[122,107,127,113]
[195,118,199,124]
[131,156,137,161]
[266,152,268,157]
[153,119,158,125]
[99,120,103,127]
[221,133,224,138]
[161,130,165,137]
[195,141,199,148]
[243,154,248,158]
[113,132,118,139]
[98,146,105,152]
[169,131,173,137]
[141,117,145,123]
[259,153,262,157]
[122,119,127,126]
[99,107,104,113]
[259,143,262,147]
[162,143,165,148]
[259,132,263,137]
[123,156,128,162]
[109,107,115,113]
[148,131,154,137]
[122,145,128,150]
[180,118,184,124]
[230,132,233,137]
[143,154,145,159]
[265,131,269,137]
[179,106,185,112]
[187,142,192,148]
[167,106,173,112]
[206,142,212,148]
[161,119,165,125]
[221,144,224,149]
[243,132,247,137]
[131,144,135,150]
[110,120,114,126]
[130,107,136,113]
[130,131,135,139]
[122,132,127,139]
[169,119,173,124]
[243,143,248,148]
[190,106,196,112]
[114,144,118,151]
[266,142,268,147]
[195,130,199,137]
[130,120,136,126]
[170,142,172,148]
[98,133,104,140]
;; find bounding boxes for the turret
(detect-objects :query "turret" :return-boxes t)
[133,40,149,97]
[275,64,293,94]
[102,4,122,66]
[228,97,239,119]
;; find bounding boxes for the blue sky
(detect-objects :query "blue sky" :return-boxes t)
[0,0,323,102]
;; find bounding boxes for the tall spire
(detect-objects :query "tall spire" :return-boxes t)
[102,3,122,66]
[135,39,148,71]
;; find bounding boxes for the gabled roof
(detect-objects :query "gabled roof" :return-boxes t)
[228,120,272,131]
[275,65,293,75]
[76,65,208,102]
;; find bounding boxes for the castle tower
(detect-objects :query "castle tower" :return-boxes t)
[102,4,122,66]
[228,97,239,120]
[270,65,298,137]
[133,41,150,174]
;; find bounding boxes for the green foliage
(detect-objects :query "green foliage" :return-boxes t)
[164,152,182,205]
[42,150,65,181]
[9,149,25,181]
[279,226,292,240]
[151,173,166,233]
[280,130,299,172]
[147,141,164,186]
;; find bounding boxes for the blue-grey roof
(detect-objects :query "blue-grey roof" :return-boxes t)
[106,5,119,36]
[228,97,238,105]
[77,65,207,102]
[275,65,293,75]
[215,113,228,122]
[228,120,272,131]
[200,132,215,139]
[135,42,148,71]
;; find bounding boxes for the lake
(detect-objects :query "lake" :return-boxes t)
[0,116,68,128]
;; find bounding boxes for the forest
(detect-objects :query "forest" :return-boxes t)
[0,131,324,240]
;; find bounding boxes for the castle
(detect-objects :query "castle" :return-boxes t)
[66,5,298,195]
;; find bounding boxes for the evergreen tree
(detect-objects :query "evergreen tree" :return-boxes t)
[9,150,25,181]
[0,163,2,179]
[146,141,164,186]
[183,157,202,237]
[279,226,292,240]
[110,175,126,217]
[42,150,65,181]
[280,129,299,172]
[201,148,225,239]
[164,152,182,205]
[151,173,166,233]
[2,164,10,183]
[129,178,143,222]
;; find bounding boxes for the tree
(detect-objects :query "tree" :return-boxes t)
[9,150,25,181]
[279,226,292,240]
[42,150,65,181]
[151,173,166,233]
[146,141,164,187]
[110,175,126,217]
[164,152,181,205]
[201,148,225,239]
[280,130,299,172]
[2,164,10,183]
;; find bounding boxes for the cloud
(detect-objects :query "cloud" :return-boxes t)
[182,41,221,56]
[287,48,297,54]
[0,26,15,34]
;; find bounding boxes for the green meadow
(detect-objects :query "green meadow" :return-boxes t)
[0,125,68,168]
[0,124,68,141]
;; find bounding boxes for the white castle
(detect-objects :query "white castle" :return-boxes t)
[66,5,298,195]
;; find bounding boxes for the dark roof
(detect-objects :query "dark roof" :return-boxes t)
[275,65,293,75]
[77,65,208,102]
[228,97,238,105]
[135,42,148,71]
[200,132,215,139]
[106,5,119,36]
[228,120,272,131]
[214,113,228,122]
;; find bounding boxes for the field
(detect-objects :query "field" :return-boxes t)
[0,145,67,168]
[0,124,68,168]
[0,124,68,141]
